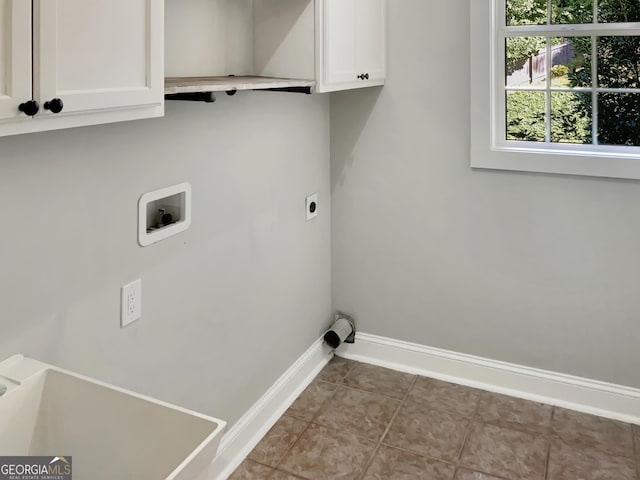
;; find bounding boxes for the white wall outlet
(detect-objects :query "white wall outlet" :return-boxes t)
[121,279,142,328]
[306,193,318,221]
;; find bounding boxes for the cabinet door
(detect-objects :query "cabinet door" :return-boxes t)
[35,0,163,116]
[323,0,357,85]
[0,0,32,121]
[355,0,386,82]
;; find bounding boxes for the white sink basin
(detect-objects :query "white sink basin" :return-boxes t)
[0,355,226,480]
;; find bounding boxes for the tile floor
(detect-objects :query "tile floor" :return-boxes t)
[230,357,640,480]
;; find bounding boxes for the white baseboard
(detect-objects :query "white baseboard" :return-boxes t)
[337,332,640,425]
[206,331,640,480]
[209,337,334,480]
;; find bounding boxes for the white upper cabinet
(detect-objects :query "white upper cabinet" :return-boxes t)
[318,0,386,92]
[355,0,386,82]
[0,0,163,137]
[322,0,357,85]
[35,0,163,115]
[168,0,386,95]
[0,0,32,121]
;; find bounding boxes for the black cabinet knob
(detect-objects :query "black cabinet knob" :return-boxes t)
[18,100,39,117]
[357,73,370,80]
[44,98,64,114]
[364,73,370,80]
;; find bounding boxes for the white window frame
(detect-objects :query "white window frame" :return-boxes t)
[471,0,640,179]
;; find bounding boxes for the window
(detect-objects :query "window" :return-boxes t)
[471,0,640,179]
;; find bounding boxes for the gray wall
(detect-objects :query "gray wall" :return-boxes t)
[0,92,331,425]
[2,0,638,432]
[331,0,640,387]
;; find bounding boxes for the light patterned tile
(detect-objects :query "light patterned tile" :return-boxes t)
[229,460,273,480]
[460,422,548,480]
[314,386,400,441]
[409,377,482,417]
[552,407,635,458]
[476,391,552,435]
[384,398,469,462]
[362,445,455,480]
[278,424,376,480]
[248,416,308,467]
[547,439,637,480]
[285,380,337,422]
[316,356,355,384]
[343,362,415,399]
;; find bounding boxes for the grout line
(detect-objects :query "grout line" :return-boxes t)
[378,440,457,465]
[357,443,382,480]
[482,421,553,438]
[305,359,360,425]
[341,359,359,381]
[357,375,419,480]
[270,360,362,479]
[632,426,640,480]
[383,375,418,441]
[545,406,557,480]
[453,466,461,480]
[267,360,358,478]
[271,420,314,478]
[242,458,294,480]
[454,465,513,480]
[308,385,341,424]
[456,391,483,463]
[241,458,272,469]
[320,380,414,401]
[543,440,552,480]
[379,430,544,480]
[315,357,357,386]
[552,406,639,461]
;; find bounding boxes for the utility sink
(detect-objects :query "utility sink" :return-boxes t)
[0,355,226,480]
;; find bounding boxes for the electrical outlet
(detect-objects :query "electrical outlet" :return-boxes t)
[306,193,318,221]
[121,279,142,328]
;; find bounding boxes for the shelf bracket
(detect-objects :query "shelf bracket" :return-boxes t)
[257,86,313,95]
[165,92,217,103]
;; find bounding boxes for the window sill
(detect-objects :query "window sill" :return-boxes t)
[471,143,640,179]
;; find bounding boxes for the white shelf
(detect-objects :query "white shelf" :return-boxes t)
[165,76,316,94]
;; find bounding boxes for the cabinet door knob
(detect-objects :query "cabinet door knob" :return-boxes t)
[44,98,64,114]
[364,73,370,80]
[357,74,365,80]
[18,100,39,117]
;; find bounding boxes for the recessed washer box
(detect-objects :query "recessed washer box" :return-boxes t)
[138,183,191,247]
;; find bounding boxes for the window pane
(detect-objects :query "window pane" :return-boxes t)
[552,0,593,24]
[598,0,640,23]
[507,0,547,25]
[506,37,547,87]
[597,36,640,89]
[598,93,640,146]
[551,92,592,143]
[507,91,547,141]
[550,37,592,87]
